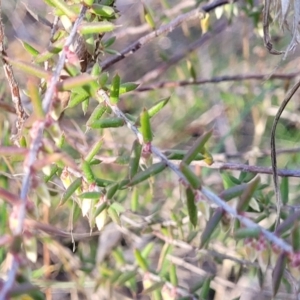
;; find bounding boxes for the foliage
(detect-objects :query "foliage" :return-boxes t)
[0,0,300,299]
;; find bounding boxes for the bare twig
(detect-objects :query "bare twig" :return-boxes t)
[138,20,227,84]
[0,2,28,143]
[101,0,231,70]
[263,0,283,55]
[98,88,293,255]
[101,8,205,70]
[0,6,88,300]
[271,78,300,228]
[136,72,300,91]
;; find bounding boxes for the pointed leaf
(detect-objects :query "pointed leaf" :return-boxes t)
[186,187,198,227]
[182,129,213,165]
[200,208,224,248]
[272,252,287,297]
[236,176,260,213]
[140,108,153,143]
[128,162,167,186]
[148,97,170,118]
[79,21,115,34]
[134,249,149,271]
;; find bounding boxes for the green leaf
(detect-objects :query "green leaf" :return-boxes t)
[119,82,140,94]
[218,183,247,201]
[86,104,107,126]
[79,21,115,34]
[234,227,260,239]
[108,206,121,226]
[148,97,170,118]
[110,74,120,104]
[131,187,139,212]
[8,58,52,79]
[27,80,44,118]
[134,249,149,271]
[85,140,103,163]
[169,264,178,286]
[182,130,213,165]
[275,210,300,236]
[90,118,124,128]
[57,74,97,91]
[143,3,155,29]
[106,182,119,199]
[128,162,167,186]
[140,108,153,143]
[272,252,287,297]
[60,177,82,206]
[180,162,201,190]
[78,191,102,199]
[280,177,289,205]
[90,4,115,17]
[200,277,212,300]
[236,176,260,213]
[200,208,223,248]
[68,92,90,108]
[18,39,39,56]
[129,139,142,180]
[186,187,198,227]
[116,270,137,285]
[48,0,77,20]
[82,160,95,183]
[292,221,300,251]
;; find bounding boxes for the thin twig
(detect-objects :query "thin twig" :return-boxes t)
[136,72,300,91]
[138,20,227,84]
[98,88,294,255]
[101,0,231,70]
[263,0,283,55]
[0,2,28,143]
[271,78,300,228]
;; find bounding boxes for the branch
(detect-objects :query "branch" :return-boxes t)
[271,78,300,228]
[101,0,232,70]
[138,19,227,84]
[0,4,28,143]
[97,89,293,255]
[135,72,300,92]
[0,5,88,300]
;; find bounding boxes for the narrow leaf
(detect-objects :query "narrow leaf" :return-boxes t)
[110,74,120,104]
[236,176,260,213]
[128,162,167,186]
[134,249,149,271]
[180,162,201,189]
[90,118,124,128]
[85,139,103,163]
[7,58,52,79]
[182,129,213,165]
[60,177,82,206]
[129,139,142,179]
[148,97,170,118]
[79,21,115,34]
[272,252,287,297]
[140,108,152,143]
[186,187,198,227]
[200,208,223,248]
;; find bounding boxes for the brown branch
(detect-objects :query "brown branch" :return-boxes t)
[138,19,227,84]
[101,0,232,70]
[0,5,88,300]
[271,78,300,227]
[135,72,300,91]
[0,5,28,143]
